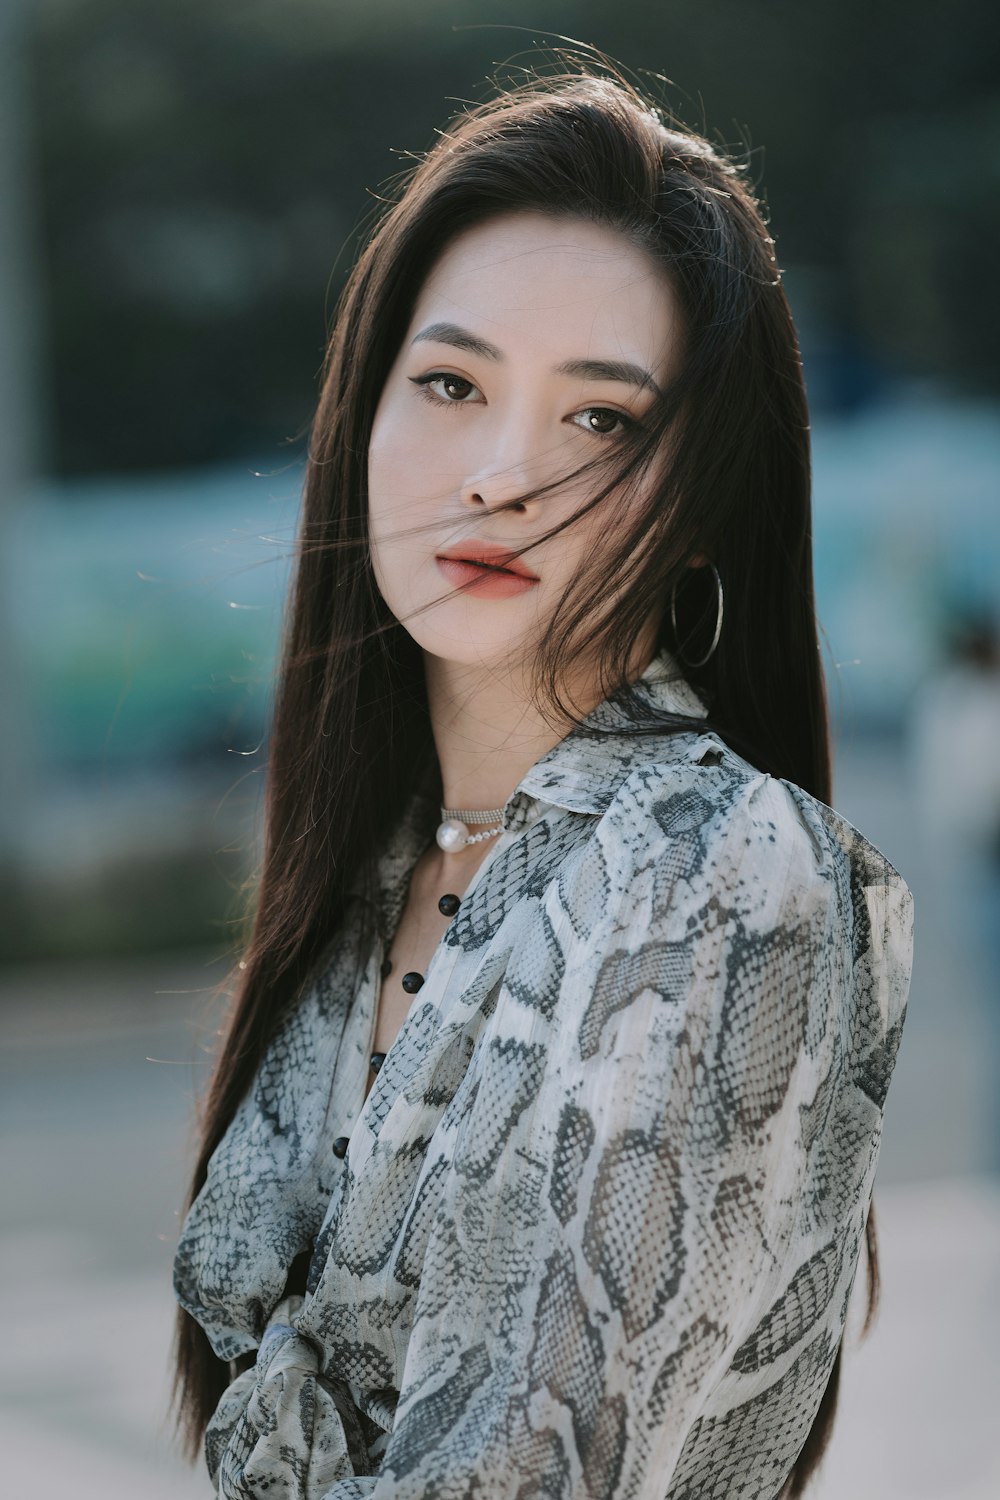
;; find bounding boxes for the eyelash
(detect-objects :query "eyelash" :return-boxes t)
[407,372,642,439]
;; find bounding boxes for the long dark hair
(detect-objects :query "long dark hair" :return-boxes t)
[171,52,876,1499]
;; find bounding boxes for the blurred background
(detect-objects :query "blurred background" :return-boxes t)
[0,1,997,1495]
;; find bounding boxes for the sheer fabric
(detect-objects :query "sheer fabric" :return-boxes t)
[174,648,914,1499]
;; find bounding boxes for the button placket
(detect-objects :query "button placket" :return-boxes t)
[329,813,522,1163]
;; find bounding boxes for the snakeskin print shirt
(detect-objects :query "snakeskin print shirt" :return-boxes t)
[173,647,914,1499]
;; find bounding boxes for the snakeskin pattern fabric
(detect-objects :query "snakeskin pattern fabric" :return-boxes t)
[173,647,914,1499]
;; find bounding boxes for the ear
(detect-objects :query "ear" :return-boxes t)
[690,552,710,568]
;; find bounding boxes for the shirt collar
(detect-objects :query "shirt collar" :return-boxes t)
[501,645,710,826]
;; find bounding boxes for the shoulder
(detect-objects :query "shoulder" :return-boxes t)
[603,728,911,902]
[568,729,913,1031]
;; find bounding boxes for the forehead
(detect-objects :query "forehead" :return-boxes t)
[409,210,679,382]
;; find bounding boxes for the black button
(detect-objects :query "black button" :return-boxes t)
[438,893,460,916]
[369,1051,386,1073]
[401,970,424,993]
[380,957,393,979]
[332,1136,349,1159]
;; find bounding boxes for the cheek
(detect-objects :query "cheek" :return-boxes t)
[366,408,413,542]
[367,406,398,493]
[558,492,646,593]
[367,395,443,513]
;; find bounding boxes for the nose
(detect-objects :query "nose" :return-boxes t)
[460,461,534,516]
[459,415,557,517]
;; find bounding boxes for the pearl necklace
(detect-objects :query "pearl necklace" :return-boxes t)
[435,802,507,853]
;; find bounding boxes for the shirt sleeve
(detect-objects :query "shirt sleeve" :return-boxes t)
[318,765,911,1500]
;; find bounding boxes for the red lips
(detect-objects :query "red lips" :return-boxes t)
[435,541,539,579]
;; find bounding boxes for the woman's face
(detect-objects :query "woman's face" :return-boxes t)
[367,209,682,675]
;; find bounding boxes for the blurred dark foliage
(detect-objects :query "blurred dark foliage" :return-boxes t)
[26,0,1000,476]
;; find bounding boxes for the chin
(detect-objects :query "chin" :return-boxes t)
[404,618,520,668]
[389,590,537,669]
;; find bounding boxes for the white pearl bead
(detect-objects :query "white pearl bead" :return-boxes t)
[436,818,468,852]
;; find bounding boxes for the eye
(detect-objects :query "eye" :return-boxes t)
[571,407,638,439]
[408,372,484,406]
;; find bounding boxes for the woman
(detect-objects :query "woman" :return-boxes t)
[172,59,914,1500]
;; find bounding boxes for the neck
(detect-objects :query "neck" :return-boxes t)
[424,633,659,815]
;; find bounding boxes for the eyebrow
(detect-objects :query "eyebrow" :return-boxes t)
[410,320,663,398]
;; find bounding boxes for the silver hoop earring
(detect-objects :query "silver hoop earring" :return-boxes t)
[670,561,724,668]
